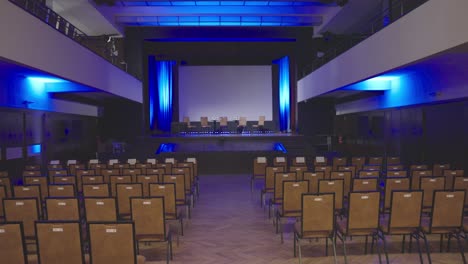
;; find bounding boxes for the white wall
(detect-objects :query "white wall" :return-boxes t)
[298,0,468,102]
[0,1,142,103]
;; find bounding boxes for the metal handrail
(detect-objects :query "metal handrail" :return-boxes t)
[8,0,139,79]
[301,0,429,79]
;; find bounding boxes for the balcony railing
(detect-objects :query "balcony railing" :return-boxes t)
[301,0,429,79]
[9,0,136,79]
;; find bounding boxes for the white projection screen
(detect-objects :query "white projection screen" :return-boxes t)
[178,65,273,122]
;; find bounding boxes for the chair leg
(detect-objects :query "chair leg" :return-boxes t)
[364,235,368,254]
[298,237,302,264]
[440,234,444,252]
[166,241,170,264]
[379,231,389,264]
[455,233,467,264]
[420,231,432,264]
[409,234,413,253]
[331,234,338,264]
[342,235,348,264]
[375,234,382,264]
[325,236,329,256]
[293,232,297,257]
[402,234,406,253]
[371,234,375,254]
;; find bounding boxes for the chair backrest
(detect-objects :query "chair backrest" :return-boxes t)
[239,117,247,126]
[163,174,186,202]
[347,192,380,231]
[352,178,378,192]
[388,191,423,231]
[289,166,307,181]
[387,165,404,171]
[386,156,401,165]
[89,164,107,176]
[303,171,324,193]
[110,175,133,197]
[88,222,138,264]
[48,169,68,183]
[433,163,450,177]
[443,170,464,190]
[332,157,347,171]
[23,176,48,198]
[454,176,468,206]
[273,156,287,168]
[135,163,152,170]
[156,163,173,174]
[318,179,344,210]
[13,185,42,213]
[76,169,96,191]
[282,181,309,214]
[123,169,142,182]
[172,167,191,193]
[0,222,28,264]
[368,157,383,165]
[430,190,465,232]
[178,162,195,185]
[258,115,265,126]
[46,198,80,221]
[410,164,429,172]
[136,175,159,197]
[3,198,39,239]
[362,165,381,172]
[149,183,177,218]
[0,171,7,177]
[253,157,268,177]
[200,116,209,126]
[101,169,120,183]
[131,197,166,239]
[84,197,117,222]
[183,116,190,124]
[53,176,77,187]
[411,170,433,189]
[351,157,365,171]
[420,176,445,209]
[265,167,284,191]
[315,166,332,179]
[25,165,41,171]
[36,221,84,264]
[273,172,297,201]
[186,157,198,177]
[0,185,6,218]
[82,176,105,188]
[384,178,410,210]
[48,185,76,199]
[330,171,352,196]
[145,168,165,179]
[68,164,85,176]
[116,183,143,218]
[358,170,380,178]
[387,170,407,177]
[301,193,335,235]
[314,156,327,167]
[219,116,228,126]
[338,165,356,178]
[291,156,306,166]
[0,177,12,197]
[83,183,110,197]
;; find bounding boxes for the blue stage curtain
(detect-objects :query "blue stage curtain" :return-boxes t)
[276,56,290,132]
[148,56,175,132]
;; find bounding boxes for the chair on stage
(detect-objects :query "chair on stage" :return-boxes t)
[183,117,196,134]
[200,117,210,133]
[237,117,247,134]
[219,116,228,133]
[252,116,265,133]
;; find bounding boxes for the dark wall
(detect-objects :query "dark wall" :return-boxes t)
[334,100,468,170]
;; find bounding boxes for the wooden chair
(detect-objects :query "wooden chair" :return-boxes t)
[110,175,132,197]
[123,168,142,182]
[387,165,404,171]
[338,166,356,179]
[315,166,332,179]
[411,170,432,189]
[150,183,184,238]
[48,184,76,197]
[433,163,450,177]
[303,171,324,194]
[358,170,380,178]
[83,183,110,197]
[156,163,173,174]
[363,165,381,172]
[25,165,41,171]
[453,177,468,209]
[273,156,287,169]
[289,166,308,181]
[383,178,410,213]
[131,197,173,263]
[145,168,165,180]
[269,172,297,218]
[0,185,6,220]
[332,157,347,171]
[135,163,152,170]
[3,198,39,242]
[183,116,196,133]
[47,169,68,183]
[164,158,177,167]
[35,221,85,264]
[422,190,466,263]
[137,175,159,197]
[101,169,120,183]
[172,167,193,206]
[380,190,429,259]
[420,176,445,213]
[336,191,387,263]
[276,180,309,243]
[163,174,190,219]
[52,175,77,188]
[0,176,12,197]
[76,169,96,192]
[23,176,48,199]
[14,185,43,216]
[88,222,147,264]
[113,163,130,172]
[261,166,284,207]
[410,164,429,172]
[0,222,28,264]
[291,156,306,167]
[116,183,143,219]
[352,178,378,192]
[252,115,265,133]
[313,156,328,167]
[89,164,107,176]
[351,157,366,171]
[68,164,85,176]
[22,170,41,177]
[386,156,401,165]
[318,179,344,215]
[387,170,407,177]
[331,171,352,197]
[368,157,383,166]
[45,197,80,221]
[293,193,337,262]
[82,175,104,187]
[84,197,117,222]
[443,170,464,190]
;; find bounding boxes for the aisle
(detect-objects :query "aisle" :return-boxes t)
[142,174,460,264]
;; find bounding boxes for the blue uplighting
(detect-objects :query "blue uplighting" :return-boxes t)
[148,57,176,132]
[274,143,287,153]
[28,144,42,155]
[156,143,176,154]
[122,1,333,6]
[275,56,290,132]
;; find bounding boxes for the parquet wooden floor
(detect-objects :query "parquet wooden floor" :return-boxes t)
[141,174,466,263]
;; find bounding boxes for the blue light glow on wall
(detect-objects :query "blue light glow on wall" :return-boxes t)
[27,144,42,155]
[148,56,176,132]
[276,56,290,132]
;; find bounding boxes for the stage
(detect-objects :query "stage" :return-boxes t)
[128,132,315,174]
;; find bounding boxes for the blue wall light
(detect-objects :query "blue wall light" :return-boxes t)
[27,144,42,155]
[275,56,291,132]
